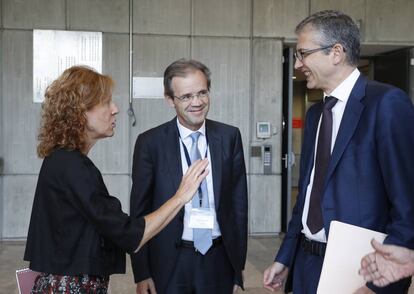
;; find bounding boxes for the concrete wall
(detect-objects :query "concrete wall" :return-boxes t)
[0,0,280,239]
[0,0,3,239]
[1,0,414,239]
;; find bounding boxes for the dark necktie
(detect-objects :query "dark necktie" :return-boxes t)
[307,96,338,234]
[189,132,212,254]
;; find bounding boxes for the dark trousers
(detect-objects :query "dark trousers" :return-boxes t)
[166,243,234,294]
[292,245,324,294]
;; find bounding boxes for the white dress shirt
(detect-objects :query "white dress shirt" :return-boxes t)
[177,119,222,241]
[301,68,361,242]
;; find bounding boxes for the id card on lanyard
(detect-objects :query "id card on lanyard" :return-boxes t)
[179,132,209,207]
[188,208,215,229]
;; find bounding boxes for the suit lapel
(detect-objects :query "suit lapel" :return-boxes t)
[206,120,222,210]
[164,118,183,194]
[325,75,367,184]
[303,103,323,192]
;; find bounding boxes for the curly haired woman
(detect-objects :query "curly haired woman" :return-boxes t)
[24,66,208,293]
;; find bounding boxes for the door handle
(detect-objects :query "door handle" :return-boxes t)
[282,152,295,168]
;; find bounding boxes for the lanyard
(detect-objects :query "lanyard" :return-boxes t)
[179,132,208,207]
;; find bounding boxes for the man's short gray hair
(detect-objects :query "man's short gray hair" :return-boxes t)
[296,10,360,66]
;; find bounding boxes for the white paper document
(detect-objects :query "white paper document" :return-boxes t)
[317,221,387,294]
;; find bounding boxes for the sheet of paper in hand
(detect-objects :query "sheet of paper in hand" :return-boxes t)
[317,221,387,294]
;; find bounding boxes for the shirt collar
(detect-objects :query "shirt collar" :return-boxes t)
[324,68,360,103]
[176,118,206,140]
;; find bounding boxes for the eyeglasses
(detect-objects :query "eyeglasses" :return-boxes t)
[294,44,335,61]
[173,89,210,102]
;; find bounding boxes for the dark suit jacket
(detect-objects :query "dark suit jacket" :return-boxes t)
[130,118,248,293]
[276,75,414,293]
[24,149,144,276]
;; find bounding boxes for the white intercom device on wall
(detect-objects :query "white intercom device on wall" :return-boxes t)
[256,122,271,139]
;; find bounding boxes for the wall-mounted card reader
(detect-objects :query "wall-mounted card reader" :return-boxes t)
[263,145,272,174]
[257,122,271,139]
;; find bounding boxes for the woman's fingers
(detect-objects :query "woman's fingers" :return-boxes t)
[185,159,209,183]
[188,159,208,175]
[177,159,209,203]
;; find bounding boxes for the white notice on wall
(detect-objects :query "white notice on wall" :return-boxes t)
[133,77,164,99]
[33,30,102,103]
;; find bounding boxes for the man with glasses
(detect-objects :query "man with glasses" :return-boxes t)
[263,10,414,294]
[130,59,248,294]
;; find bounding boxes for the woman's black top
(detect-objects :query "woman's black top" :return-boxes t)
[24,149,145,276]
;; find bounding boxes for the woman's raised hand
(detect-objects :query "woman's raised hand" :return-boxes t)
[175,159,209,204]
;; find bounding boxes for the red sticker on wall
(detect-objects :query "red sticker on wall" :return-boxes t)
[292,118,303,128]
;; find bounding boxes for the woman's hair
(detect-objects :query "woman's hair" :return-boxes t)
[37,65,114,158]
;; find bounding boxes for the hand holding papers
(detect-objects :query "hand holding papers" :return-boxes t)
[317,221,387,294]
[359,239,414,287]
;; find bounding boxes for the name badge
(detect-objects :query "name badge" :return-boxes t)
[188,208,215,229]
